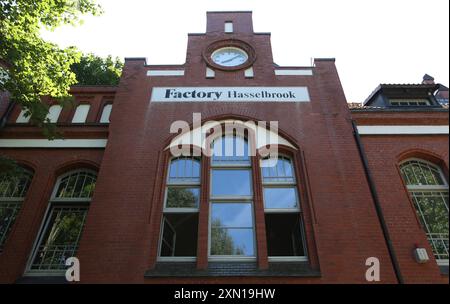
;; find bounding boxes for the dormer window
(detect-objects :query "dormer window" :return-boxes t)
[389,98,431,106]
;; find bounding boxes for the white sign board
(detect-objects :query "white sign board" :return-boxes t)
[151,87,310,102]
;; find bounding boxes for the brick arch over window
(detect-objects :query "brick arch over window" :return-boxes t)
[399,158,449,265]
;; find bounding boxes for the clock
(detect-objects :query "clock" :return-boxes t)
[211,47,248,67]
[203,40,256,71]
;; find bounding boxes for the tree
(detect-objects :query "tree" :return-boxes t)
[1,0,102,175]
[71,53,123,86]
[0,0,102,132]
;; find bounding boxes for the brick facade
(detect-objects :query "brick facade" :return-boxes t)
[0,11,447,284]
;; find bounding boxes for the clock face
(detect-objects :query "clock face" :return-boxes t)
[211,47,249,67]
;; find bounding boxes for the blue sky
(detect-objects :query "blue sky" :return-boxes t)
[42,0,449,103]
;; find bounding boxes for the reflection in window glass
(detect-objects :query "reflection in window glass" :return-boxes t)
[168,157,201,184]
[166,187,200,208]
[0,169,33,248]
[261,157,295,183]
[210,202,254,256]
[30,207,88,270]
[263,188,298,209]
[55,171,96,199]
[211,170,252,197]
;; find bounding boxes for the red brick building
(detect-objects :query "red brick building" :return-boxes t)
[0,11,448,284]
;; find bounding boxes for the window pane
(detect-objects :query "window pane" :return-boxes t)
[211,203,253,228]
[211,170,252,197]
[160,214,198,257]
[261,157,295,183]
[212,135,250,165]
[0,170,33,198]
[400,160,445,186]
[264,187,298,209]
[72,104,90,123]
[46,105,62,123]
[265,213,305,257]
[100,104,112,123]
[55,171,97,199]
[0,202,21,248]
[31,207,88,270]
[16,109,31,123]
[168,157,201,184]
[166,187,200,208]
[210,228,254,256]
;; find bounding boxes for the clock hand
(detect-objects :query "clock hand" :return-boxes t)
[221,55,241,64]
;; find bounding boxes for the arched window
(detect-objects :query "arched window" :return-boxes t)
[0,169,33,248]
[46,105,62,123]
[72,104,90,123]
[100,104,112,123]
[159,157,200,260]
[28,169,97,273]
[400,159,449,264]
[261,156,306,260]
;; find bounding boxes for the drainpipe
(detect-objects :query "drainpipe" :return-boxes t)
[351,120,404,284]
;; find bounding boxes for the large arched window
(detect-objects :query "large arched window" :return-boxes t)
[0,169,33,249]
[400,159,449,265]
[27,169,97,273]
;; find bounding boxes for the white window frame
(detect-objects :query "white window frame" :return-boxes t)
[158,156,201,262]
[208,135,257,262]
[25,169,96,276]
[400,158,449,266]
[261,156,308,262]
[390,98,431,106]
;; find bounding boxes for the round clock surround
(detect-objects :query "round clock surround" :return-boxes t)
[203,39,256,71]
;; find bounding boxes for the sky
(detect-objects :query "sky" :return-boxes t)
[41,0,449,103]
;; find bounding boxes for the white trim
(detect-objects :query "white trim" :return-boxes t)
[0,139,107,148]
[268,256,308,262]
[437,259,449,266]
[275,69,313,76]
[147,70,185,77]
[157,257,197,262]
[357,125,449,135]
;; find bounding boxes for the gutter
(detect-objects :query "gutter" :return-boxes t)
[351,120,404,284]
